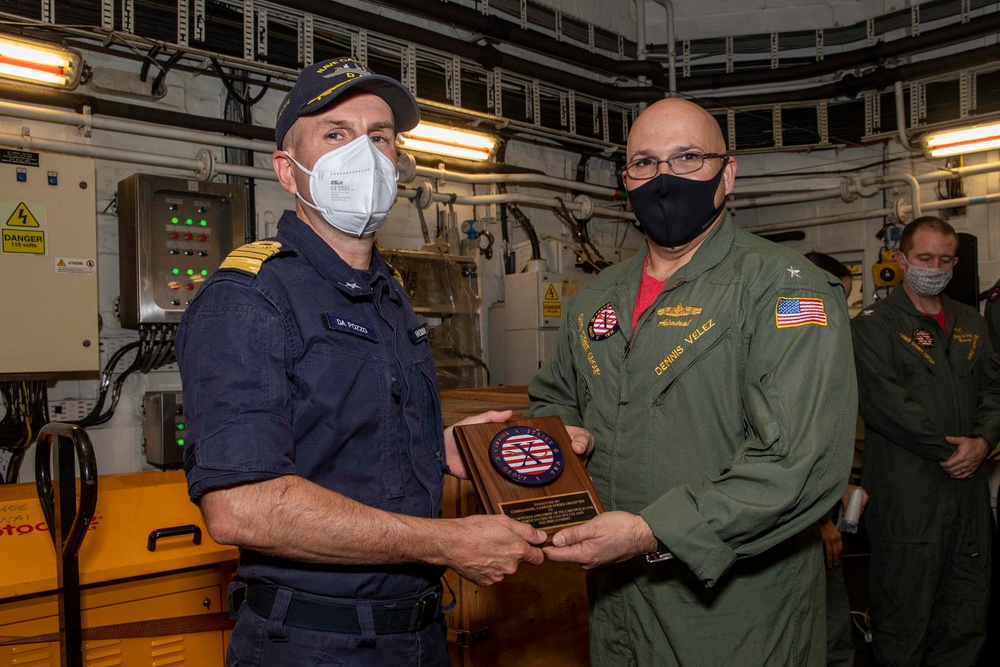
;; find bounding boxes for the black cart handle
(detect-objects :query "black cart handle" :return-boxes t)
[147,524,202,551]
[34,423,99,558]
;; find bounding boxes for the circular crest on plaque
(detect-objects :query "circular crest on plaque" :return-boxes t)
[490,426,564,486]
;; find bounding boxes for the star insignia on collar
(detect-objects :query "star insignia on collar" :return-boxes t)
[786,266,801,278]
[340,281,362,291]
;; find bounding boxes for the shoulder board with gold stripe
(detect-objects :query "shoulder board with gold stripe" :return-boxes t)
[219,240,283,275]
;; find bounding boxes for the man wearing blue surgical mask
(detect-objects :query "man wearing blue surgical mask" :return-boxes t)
[852,216,1000,666]
[176,57,545,666]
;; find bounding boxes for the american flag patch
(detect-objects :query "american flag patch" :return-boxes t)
[775,297,827,328]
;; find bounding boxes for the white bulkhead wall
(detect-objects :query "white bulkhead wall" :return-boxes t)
[3,0,998,478]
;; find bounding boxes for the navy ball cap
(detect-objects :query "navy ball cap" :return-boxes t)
[275,57,420,149]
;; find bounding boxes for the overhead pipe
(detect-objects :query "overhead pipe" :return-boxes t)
[734,187,845,208]
[902,191,1000,216]
[676,10,1000,93]
[0,98,630,197]
[862,173,922,217]
[343,0,664,84]
[0,99,275,154]
[913,159,1000,184]
[319,0,996,98]
[700,43,1000,109]
[277,0,665,104]
[411,164,621,198]
[650,0,677,96]
[636,0,649,110]
[748,207,896,233]
[0,81,274,142]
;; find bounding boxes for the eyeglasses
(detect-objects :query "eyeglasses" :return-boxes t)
[623,151,728,181]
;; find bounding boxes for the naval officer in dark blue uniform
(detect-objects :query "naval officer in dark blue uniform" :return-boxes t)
[176,57,545,666]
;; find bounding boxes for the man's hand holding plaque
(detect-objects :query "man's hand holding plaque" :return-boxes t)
[453,415,604,540]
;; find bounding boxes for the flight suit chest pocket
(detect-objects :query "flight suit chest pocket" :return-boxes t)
[650,319,731,399]
[894,330,938,376]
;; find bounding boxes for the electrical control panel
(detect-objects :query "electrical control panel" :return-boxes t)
[143,390,185,470]
[117,174,246,328]
[0,150,98,376]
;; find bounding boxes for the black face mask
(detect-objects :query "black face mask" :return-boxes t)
[629,165,728,248]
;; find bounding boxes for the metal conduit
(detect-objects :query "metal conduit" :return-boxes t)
[735,187,845,208]
[412,165,620,198]
[8,99,1000,228]
[747,207,896,234]
[0,99,274,154]
[0,132,204,173]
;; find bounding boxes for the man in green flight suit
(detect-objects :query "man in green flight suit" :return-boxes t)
[526,97,857,666]
[852,216,1000,666]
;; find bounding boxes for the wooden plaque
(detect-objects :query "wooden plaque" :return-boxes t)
[453,415,604,537]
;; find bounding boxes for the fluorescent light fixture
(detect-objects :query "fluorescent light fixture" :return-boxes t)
[923,121,1000,158]
[398,122,497,161]
[0,35,82,89]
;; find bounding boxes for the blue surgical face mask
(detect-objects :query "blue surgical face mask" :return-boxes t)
[285,136,398,237]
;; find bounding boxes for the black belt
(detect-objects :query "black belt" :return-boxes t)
[245,585,441,635]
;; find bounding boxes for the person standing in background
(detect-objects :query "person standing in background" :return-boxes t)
[852,216,1000,666]
[805,251,869,667]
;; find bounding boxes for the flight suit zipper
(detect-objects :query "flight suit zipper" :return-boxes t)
[622,278,685,362]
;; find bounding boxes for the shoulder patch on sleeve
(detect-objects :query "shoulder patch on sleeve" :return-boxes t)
[775,296,828,328]
[219,240,282,275]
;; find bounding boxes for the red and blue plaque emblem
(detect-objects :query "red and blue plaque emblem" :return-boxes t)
[588,302,620,341]
[490,426,564,486]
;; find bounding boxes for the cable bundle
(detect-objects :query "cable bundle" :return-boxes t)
[0,380,49,484]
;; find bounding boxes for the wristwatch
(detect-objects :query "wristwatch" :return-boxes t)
[645,539,673,563]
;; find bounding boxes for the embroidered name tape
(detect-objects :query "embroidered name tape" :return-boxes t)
[324,313,377,342]
[409,324,428,344]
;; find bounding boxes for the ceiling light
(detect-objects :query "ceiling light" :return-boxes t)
[0,35,82,89]
[398,122,497,161]
[923,121,1000,158]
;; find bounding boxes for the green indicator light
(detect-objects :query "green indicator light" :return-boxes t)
[171,268,180,275]
[200,269,209,277]
[185,218,194,226]
[186,269,195,276]
[200,220,208,227]
[176,423,185,430]
[170,217,179,224]
[177,438,185,447]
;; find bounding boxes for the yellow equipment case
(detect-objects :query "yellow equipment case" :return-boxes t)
[0,469,237,665]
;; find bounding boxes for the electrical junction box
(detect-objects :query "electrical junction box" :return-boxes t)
[143,390,186,470]
[117,174,246,328]
[0,150,98,376]
[503,270,575,386]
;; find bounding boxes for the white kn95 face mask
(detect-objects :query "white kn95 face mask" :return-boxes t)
[285,135,398,237]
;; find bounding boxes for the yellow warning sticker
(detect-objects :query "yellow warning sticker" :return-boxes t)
[3,229,44,254]
[543,303,562,317]
[544,284,559,301]
[5,202,40,227]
